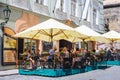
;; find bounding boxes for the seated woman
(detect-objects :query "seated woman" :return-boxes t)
[71,48,80,68]
[47,47,57,68]
[60,47,71,69]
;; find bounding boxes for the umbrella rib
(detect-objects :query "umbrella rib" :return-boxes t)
[41,30,51,36]
[52,30,65,36]
[60,29,69,39]
[50,29,53,42]
[39,29,53,42]
[80,36,90,41]
[72,37,76,42]
[31,31,40,39]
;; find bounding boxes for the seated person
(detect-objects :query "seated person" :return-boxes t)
[71,49,77,68]
[59,48,66,68]
[47,47,57,68]
[54,53,61,69]
[34,49,41,66]
[22,48,35,69]
[60,47,71,69]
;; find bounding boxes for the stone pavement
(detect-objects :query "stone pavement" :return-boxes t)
[0,69,18,76]
[0,66,120,80]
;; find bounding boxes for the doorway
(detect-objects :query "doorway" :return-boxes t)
[59,40,72,51]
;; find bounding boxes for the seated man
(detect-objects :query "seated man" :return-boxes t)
[47,47,57,68]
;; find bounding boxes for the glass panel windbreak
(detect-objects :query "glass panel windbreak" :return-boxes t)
[24,39,36,54]
[43,41,52,52]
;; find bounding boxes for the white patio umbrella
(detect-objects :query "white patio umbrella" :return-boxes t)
[63,37,83,43]
[102,30,120,47]
[14,19,85,42]
[14,19,87,68]
[74,25,110,43]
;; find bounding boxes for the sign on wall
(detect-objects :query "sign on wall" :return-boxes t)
[2,27,17,65]
[3,50,16,63]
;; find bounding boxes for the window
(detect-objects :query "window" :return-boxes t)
[71,0,76,16]
[93,8,97,25]
[3,35,16,65]
[36,0,44,5]
[104,18,110,32]
[24,39,36,54]
[36,0,39,3]
[4,35,16,49]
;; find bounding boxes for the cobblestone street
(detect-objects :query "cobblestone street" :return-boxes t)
[0,66,120,80]
[0,74,97,80]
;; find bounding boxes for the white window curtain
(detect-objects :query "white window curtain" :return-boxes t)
[44,0,48,6]
[55,0,61,9]
[82,0,90,20]
[87,5,91,22]
[76,0,82,18]
[96,9,99,25]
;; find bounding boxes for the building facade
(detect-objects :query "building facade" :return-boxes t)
[104,0,120,32]
[0,0,104,69]
[104,0,120,48]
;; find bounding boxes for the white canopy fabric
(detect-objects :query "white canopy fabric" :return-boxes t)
[74,25,110,43]
[75,25,102,37]
[102,30,120,47]
[64,37,83,43]
[102,30,120,42]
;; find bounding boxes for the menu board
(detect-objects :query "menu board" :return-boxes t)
[3,50,16,63]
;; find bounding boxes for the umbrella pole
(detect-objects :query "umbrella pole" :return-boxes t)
[30,39,32,54]
[111,40,114,48]
[50,29,56,69]
[82,39,88,50]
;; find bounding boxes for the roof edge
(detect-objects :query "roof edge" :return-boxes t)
[104,3,120,9]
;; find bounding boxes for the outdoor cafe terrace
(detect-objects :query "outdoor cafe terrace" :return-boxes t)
[18,47,120,77]
[13,19,120,77]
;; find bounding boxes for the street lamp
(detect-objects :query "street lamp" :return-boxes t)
[3,6,11,23]
[0,5,11,65]
[0,5,11,33]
